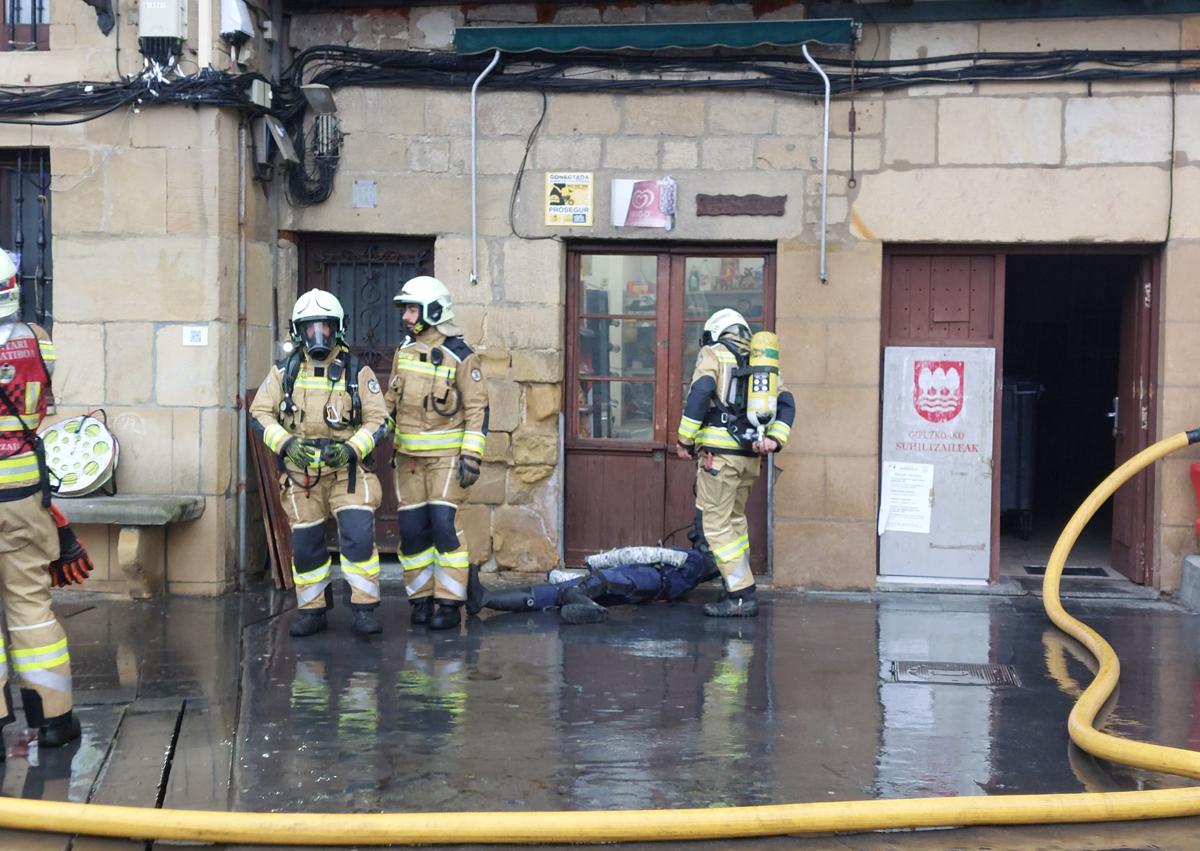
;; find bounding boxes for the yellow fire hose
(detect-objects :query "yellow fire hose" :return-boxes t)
[4,429,1200,845]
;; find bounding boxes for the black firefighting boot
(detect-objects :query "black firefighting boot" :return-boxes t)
[22,688,80,748]
[480,589,538,613]
[559,584,607,625]
[410,597,434,626]
[429,599,462,631]
[351,605,382,636]
[0,683,13,761]
[289,608,328,637]
[703,585,759,618]
[465,565,486,615]
[38,712,81,748]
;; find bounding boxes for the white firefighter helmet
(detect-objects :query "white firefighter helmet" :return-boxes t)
[394,275,454,332]
[0,251,19,320]
[290,289,345,359]
[702,308,751,346]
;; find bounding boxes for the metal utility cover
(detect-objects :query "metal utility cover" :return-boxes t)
[891,660,1021,687]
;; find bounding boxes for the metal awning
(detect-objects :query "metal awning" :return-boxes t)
[454,19,856,55]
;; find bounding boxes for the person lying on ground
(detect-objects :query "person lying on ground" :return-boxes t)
[466,546,720,625]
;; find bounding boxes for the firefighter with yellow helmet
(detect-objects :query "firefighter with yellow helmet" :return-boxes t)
[250,289,391,638]
[386,276,489,631]
[0,249,82,750]
[675,308,795,617]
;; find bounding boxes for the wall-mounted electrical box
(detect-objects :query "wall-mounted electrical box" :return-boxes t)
[139,0,189,64]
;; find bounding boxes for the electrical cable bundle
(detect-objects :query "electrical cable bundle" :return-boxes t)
[2,43,1199,203]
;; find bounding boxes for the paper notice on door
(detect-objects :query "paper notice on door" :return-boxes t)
[878,461,934,535]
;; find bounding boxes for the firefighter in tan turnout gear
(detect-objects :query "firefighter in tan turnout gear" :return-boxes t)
[675,309,795,618]
[386,276,489,631]
[0,250,81,751]
[251,289,391,638]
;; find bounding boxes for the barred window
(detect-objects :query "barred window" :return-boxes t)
[2,0,49,50]
[0,150,53,327]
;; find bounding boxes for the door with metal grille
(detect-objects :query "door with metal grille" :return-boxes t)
[301,235,434,552]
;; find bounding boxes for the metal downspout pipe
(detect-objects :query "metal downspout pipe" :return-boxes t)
[469,50,501,285]
[236,120,249,587]
[802,43,831,284]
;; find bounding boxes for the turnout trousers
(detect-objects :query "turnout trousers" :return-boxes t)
[0,493,72,720]
[395,454,470,603]
[279,465,382,610]
[695,453,760,594]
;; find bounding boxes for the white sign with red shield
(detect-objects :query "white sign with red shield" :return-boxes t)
[880,346,996,582]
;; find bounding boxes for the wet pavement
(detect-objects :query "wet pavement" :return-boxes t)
[3,578,1200,849]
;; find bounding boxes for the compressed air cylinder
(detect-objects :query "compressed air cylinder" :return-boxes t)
[745,330,780,432]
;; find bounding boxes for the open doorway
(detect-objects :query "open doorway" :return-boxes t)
[999,254,1142,582]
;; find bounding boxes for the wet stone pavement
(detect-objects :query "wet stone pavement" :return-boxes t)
[2,580,1200,849]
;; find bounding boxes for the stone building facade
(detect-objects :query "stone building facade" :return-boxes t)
[5,1,1200,595]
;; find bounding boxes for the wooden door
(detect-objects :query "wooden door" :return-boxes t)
[565,247,774,571]
[300,235,434,552]
[1111,256,1158,584]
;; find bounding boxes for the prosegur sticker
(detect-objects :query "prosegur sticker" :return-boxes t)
[545,172,593,227]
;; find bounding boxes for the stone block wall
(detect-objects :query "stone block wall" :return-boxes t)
[280,8,1200,590]
[5,3,1195,593]
[0,2,275,594]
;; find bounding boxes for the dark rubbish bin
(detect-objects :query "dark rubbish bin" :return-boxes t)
[1001,379,1041,540]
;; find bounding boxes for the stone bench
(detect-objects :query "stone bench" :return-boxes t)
[52,495,205,600]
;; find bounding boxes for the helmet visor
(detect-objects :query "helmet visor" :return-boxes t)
[298,318,335,358]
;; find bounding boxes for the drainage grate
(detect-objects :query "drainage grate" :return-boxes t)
[1024,565,1109,577]
[890,660,1022,687]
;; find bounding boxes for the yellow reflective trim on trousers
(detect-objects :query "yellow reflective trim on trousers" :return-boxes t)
[714,533,749,561]
[12,638,69,671]
[401,548,436,571]
[394,360,457,380]
[435,550,469,568]
[293,559,332,586]
[342,554,381,577]
[696,427,742,449]
[263,423,290,454]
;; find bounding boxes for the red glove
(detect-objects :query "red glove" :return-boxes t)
[48,505,93,588]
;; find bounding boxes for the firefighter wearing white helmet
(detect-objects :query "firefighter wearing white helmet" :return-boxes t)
[250,288,391,638]
[386,275,489,630]
[0,249,83,751]
[675,307,796,618]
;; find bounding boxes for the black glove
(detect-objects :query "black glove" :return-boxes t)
[321,441,353,469]
[457,455,481,489]
[282,437,318,469]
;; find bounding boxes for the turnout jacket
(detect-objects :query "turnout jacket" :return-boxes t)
[250,347,389,472]
[384,325,489,459]
[676,339,795,456]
